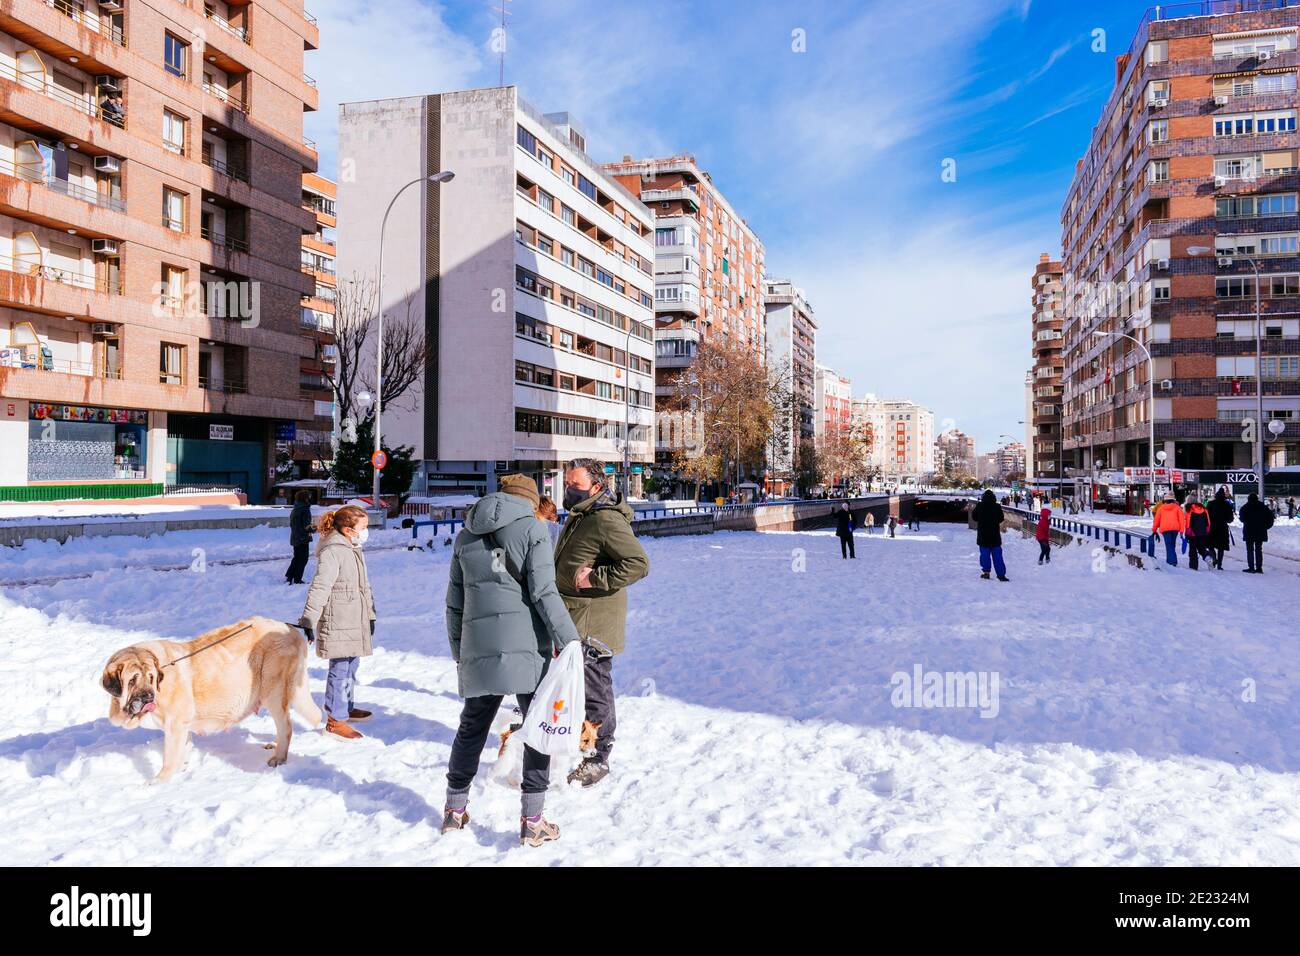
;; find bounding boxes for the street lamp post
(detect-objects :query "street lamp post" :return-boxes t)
[371,170,454,505]
[1190,245,1265,493]
[1092,329,1156,511]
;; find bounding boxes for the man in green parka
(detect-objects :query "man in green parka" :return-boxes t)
[554,457,650,787]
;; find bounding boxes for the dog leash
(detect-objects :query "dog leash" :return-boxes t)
[161,622,308,669]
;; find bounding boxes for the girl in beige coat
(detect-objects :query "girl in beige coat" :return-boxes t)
[300,505,376,740]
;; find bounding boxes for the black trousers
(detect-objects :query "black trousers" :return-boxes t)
[584,647,616,762]
[446,692,549,799]
[1187,537,1210,570]
[285,543,309,583]
[1212,547,1226,569]
[1038,539,1051,562]
[1246,540,1264,571]
[839,535,856,559]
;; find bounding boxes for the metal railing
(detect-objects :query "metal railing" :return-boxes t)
[1006,505,1158,558]
[303,72,317,87]
[0,155,127,213]
[201,152,250,183]
[205,10,250,43]
[163,482,244,495]
[203,82,249,113]
[0,59,127,127]
[198,376,249,394]
[0,355,119,378]
[47,0,126,47]
[201,226,250,253]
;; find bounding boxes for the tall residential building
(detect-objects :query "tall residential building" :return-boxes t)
[852,394,934,478]
[292,171,336,475]
[0,0,320,502]
[1059,4,1299,493]
[764,278,816,473]
[1031,253,1064,484]
[814,363,852,444]
[602,154,765,479]
[1023,369,1037,479]
[935,428,977,477]
[338,87,656,500]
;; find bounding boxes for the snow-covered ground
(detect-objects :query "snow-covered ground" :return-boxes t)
[0,502,283,526]
[2,520,1299,866]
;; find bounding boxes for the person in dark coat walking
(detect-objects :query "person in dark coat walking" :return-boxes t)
[1239,492,1275,574]
[443,475,581,846]
[972,489,1009,580]
[1206,487,1235,570]
[834,503,856,559]
[284,491,313,585]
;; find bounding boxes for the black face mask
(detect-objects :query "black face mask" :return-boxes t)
[564,485,592,510]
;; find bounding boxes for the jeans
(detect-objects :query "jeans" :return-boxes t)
[446,692,549,817]
[285,544,309,583]
[583,646,616,763]
[323,656,360,719]
[1245,540,1264,571]
[839,535,856,559]
[979,546,1007,577]
[1161,530,1179,566]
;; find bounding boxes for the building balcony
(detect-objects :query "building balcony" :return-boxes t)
[0,56,127,133]
[205,8,250,45]
[0,153,127,218]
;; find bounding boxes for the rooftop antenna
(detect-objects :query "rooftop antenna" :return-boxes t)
[492,0,512,87]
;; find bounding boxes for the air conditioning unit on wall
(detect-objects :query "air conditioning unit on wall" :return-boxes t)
[93,155,121,173]
[91,238,119,256]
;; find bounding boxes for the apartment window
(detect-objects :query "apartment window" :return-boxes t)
[576,174,597,201]
[1148,120,1168,144]
[1256,110,1297,133]
[561,247,575,267]
[537,234,553,256]
[162,187,186,231]
[1148,159,1169,183]
[561,167,574,187]
[537,189,555,214]
[1262,356,1300,379]
[162,109,186,155]
[561,204,575,227]
[516,124,536,156]
[162,265,187,310]
[1146,40,1168,64]
[164,33,189,79]
[1147,80,1171,104]
[159,342,185,384]
[1153,281,1170,301]
[578,257,595,278]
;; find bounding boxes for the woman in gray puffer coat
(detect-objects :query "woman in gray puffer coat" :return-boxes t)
[300,504,376,741]
[442,475,580,847]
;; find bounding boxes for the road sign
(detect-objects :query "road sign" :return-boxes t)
[371,450,388,470]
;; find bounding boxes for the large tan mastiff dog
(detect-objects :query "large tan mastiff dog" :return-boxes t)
[101,617,322,783]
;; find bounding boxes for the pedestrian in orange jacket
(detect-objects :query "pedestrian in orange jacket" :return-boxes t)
[1151,494,1188,566]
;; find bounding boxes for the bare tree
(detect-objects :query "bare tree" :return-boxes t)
[361,298,431,415]
[326,274,377,427]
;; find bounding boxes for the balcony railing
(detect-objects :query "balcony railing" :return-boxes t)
[201,152,250,183]
[203,82,249,113]
[47,0,126,48]
[0,59,127,128]
[205,9,250,43]
[0,155,127,213]
[0,251,122,294]
[304,10,318,25]
[199,376,249,394]
[303,72,317,88]
[0,353,122,378]
[201,225,249,253]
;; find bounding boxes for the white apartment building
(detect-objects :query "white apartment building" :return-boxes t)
[852,394,934,478]
[764,279,816,473]
[338,87,656,499]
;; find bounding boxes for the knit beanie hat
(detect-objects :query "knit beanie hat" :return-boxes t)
[499,474,540,509]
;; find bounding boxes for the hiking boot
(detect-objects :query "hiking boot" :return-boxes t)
[325,717,363,740]
[997,576,1011,582]
[441,807,469,834]
[520,815,560,847]
[347,708,373,721]
[566,757,610,788]
[980,571,991,580]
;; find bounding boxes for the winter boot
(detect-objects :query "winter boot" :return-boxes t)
[347,708,373,721]
[520,815,560,847]
[980,571,991,580]
[997,576,1011,582]
[441,807,470,834]
[325,717,363,740]
[566,757,610,788]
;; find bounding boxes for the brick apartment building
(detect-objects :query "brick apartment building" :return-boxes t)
[338,87,655,500]
[603,154,765,486]
[291,169,334,475]
[0,0,320,502]
[814,363,852,443]
[852,394,934,479]
[1060,2,1300,500]
[1030,253,1064,486]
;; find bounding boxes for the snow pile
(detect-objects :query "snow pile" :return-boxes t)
[2,522,1299,865]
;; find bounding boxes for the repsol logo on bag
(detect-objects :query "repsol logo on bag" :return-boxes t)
[536,698,570,734]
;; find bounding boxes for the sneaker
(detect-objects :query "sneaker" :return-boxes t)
[440,807,469,834]
[566,757,610,788]
[520,815,560,847]
[347,708,373,721]
[325,717,363,740]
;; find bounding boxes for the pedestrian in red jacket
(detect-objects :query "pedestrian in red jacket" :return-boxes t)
[1036,507,1052,564]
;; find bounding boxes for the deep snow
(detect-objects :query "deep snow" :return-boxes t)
[2,519,1298,865]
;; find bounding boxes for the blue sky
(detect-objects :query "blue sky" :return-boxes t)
[307,0,1156,452]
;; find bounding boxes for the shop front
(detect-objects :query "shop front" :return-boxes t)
[167,414,270,503]
[27,402,150,483]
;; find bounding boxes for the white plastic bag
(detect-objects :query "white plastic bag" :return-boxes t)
[520,641,586,757]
